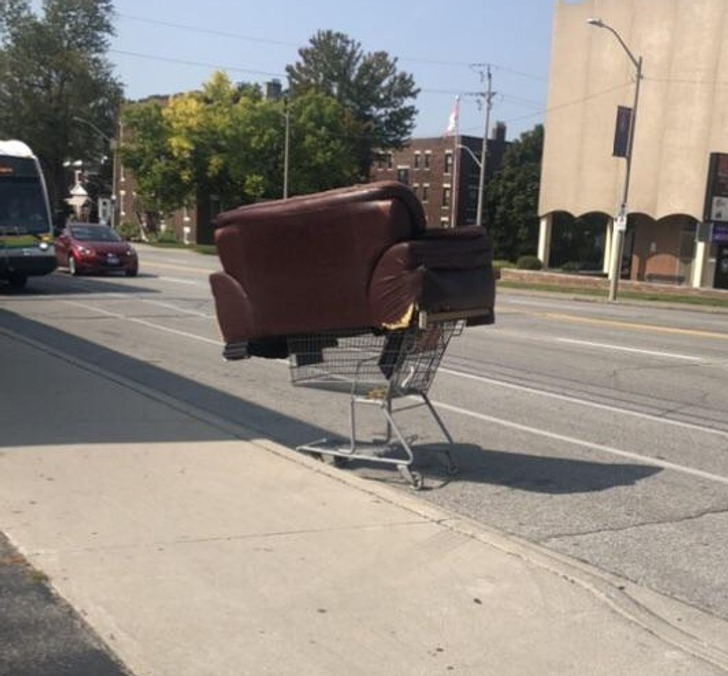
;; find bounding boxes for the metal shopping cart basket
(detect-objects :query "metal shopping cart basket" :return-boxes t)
[288,319,463,489]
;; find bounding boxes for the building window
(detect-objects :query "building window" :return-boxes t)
[412,183,420,197]
[424,152,431,170]
[444,151,453,175]
[387,153,394,170]
[442,185,451,208]
[440,217,450,227]
[422,184,430,203]
[397,167,410,185]
[413,152,421,169]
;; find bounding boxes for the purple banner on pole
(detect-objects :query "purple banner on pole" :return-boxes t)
[613,106,632,158]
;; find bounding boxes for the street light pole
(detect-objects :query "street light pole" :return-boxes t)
[587,18,642,302]
[72,116,118,229]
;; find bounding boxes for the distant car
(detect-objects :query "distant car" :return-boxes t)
[55,223,138,277]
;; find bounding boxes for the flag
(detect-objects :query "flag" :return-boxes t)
[443,96,460,138]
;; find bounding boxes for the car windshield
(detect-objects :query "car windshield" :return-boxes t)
[69,225,122,242]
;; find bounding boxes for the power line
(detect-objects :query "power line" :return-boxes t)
[114,12,547,83]
[108,48,285,79]
[117,13,296,48]
[110,47,545,111]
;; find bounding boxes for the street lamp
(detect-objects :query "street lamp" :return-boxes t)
[72,116,118,229]
[456,144,482,169]
[587,18,643,302]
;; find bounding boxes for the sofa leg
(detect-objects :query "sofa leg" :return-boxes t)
[223,341,250,361]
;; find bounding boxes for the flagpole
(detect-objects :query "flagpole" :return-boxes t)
[451,132,459,228]
[450,95,460,228]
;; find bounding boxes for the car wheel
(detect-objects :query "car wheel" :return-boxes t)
[68,256,78,276]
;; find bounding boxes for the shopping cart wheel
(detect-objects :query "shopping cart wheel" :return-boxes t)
[409,470,424,490]
[398,465,424,490]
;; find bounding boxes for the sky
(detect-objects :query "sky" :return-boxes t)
[107,0,560,142]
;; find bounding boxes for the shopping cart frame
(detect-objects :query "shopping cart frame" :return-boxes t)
[288,319,464,489]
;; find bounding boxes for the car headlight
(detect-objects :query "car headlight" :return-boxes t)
[77,246,95,255]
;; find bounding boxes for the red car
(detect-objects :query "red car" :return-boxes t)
[55,223,138,277]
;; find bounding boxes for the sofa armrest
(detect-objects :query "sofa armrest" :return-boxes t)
[209,271,255,344]
[369,227,496,327]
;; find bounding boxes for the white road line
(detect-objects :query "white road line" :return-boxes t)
[137,299,212,318]
[55,301,728,485]
[62,300,222,347]
[438,366,728,439]
[432,399,728,487]
[556,337,703,361]
[155,276,201,286]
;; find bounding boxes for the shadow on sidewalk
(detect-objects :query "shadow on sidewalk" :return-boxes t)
[1,309,660,495]
[0,307,333,449]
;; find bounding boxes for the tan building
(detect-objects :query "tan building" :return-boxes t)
[539,0,728,289]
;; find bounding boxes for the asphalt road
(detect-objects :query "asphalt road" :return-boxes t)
[0,531,130,676]
[3,244,728,625]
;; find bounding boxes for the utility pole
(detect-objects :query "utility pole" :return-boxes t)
[470,64,495,226]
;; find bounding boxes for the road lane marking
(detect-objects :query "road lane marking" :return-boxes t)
[555,338,703,361]
[544,312,728,340]
[432,399,728,487]
[142,260,215,275]
[438,367,728,439]
[62,300,223,347]
[155,276,202,286]
[56,301,728,482]
[137,299,212,318]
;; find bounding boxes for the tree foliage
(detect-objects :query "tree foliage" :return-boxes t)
[286,30,419,180]
[485,124,544,261]
[120,72,360,234]
[0,0,123,217]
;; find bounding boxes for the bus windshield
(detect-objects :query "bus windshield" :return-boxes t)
[0,178,50,235]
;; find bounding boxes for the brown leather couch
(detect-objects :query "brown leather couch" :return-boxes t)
[209,181,495,359]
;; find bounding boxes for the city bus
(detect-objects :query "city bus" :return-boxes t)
[0,140,56,288]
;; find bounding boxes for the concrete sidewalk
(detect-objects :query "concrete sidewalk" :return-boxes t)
[2,327,728,676]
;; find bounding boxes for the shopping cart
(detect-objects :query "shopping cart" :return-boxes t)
[288,319,463,489]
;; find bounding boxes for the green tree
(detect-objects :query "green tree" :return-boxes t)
[287,91,360,194]
[286,30,419,181]
[485,124,544,261]
[120,73,360,240]
[0,0,123,219]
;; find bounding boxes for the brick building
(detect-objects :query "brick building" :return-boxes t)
[372,123,509,228]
